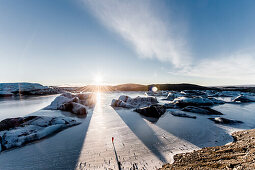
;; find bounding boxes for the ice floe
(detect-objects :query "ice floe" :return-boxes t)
[208,117,243,124]
[172,96,225,107]
[44,93,95,115]
[232,95,255,103]
[0,116,80,152]
[170,112,196,119]
[181,106,223,115]
[134,105,166,118]
[111,95,158,108]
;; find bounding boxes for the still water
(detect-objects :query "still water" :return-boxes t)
[0,95,58,121]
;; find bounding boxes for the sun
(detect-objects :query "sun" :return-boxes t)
[94,74,103,85]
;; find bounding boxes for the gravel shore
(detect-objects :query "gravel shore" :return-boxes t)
[160,129,255,170]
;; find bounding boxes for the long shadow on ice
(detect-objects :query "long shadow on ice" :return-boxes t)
[116,107,235,150]
[115,109,168,163]
[153,111,234,148]
[0,109,94,170]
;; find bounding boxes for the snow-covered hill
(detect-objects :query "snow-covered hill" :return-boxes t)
[0,83,60,97]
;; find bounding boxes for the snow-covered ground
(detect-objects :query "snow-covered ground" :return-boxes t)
[0,92,254,169]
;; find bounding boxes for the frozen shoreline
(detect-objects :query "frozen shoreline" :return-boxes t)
[160,128,255,169]
[0,92,254,169]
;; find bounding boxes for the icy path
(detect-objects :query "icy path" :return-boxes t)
[2,92,239,169]
[76,93,199,169]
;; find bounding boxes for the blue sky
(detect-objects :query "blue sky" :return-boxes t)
[0,0,255,86]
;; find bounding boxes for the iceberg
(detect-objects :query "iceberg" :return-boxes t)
[134,105,166,118]
[172,96,225,107]
[208,117,243,124]
[111,95,158,108]
[181,106,223,115]
[233,95,255,103]
[45,92,95,115]
[0,116,80,152]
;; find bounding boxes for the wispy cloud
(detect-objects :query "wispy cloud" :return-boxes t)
[169,51,255,84]
[83,0,255,84]
[83,0,190,67]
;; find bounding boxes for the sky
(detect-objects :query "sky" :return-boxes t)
[0,0,255,86]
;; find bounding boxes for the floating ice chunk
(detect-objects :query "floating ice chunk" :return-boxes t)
[44,95,73,110]
[171,112,196,119]
[111,99,133,108]
[165,92,185,101]
[172,96,225,107]
[145,90,168,97]
[0,116,80,152]
[233,95,255,103]
[182,106,223,115]
[134,105,166,118]
[45,93,95,115]
[111,95,158,108]
[208,117,243,124]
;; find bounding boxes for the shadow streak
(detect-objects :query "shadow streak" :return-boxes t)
[0,109,94,170]
[114,109,168,163]
[153,111,235,148]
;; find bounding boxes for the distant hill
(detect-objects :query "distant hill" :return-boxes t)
[70,83,214,92]
[148,83,212,91]
[112,83,148,91]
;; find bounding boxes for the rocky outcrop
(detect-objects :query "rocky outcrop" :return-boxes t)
[0,116,80,152]
[160,129,255,170]
[208,117,243,124]
[181,106,223,115]
[134,105,166,118]
[171,112,196,119]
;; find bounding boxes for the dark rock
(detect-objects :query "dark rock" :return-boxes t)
[0,118,24,131]
[181,106,223,115]
[0,116,37,131]
[233,95,255,103]
[134,105,166,118]
[59,102,87,115]
[208,117,243,124]
[171,112,196,119]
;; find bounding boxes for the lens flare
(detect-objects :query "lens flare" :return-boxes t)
[152,86,158,92]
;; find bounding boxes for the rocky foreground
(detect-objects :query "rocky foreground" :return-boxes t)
[160,129,255,170]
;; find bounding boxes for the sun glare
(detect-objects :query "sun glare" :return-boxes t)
[94,74,103,85]
[96,91,101,104]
